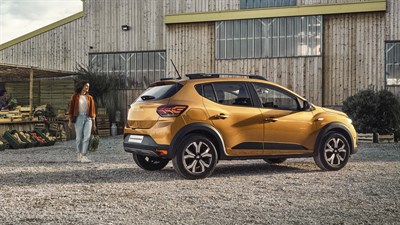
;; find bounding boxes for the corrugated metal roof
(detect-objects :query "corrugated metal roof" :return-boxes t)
[0,63,74,82]
[0,12,84,51]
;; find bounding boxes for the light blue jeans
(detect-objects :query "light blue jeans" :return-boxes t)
[74,112,93,155]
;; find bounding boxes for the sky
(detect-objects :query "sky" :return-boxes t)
[0,0,83,44]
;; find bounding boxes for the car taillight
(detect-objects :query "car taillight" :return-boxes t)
[157,105,188,117]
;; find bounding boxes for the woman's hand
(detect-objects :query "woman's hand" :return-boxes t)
[92,123,97,131]
[68,120,73,129]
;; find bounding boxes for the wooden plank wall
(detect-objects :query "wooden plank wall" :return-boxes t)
[0,17,88,72]
[4,80,74,112]
[85,0,165,53]
[39,80,74,112]
[165,0,240,14]
[323,12,386,106]
[167,23,215,77]
[5,82,40,107]
[386,0,400,40]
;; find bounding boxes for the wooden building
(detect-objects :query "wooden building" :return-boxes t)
[0,0,399,122]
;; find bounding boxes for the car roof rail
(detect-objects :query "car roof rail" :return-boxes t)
[186,73,267,81]
[160,77,176,81]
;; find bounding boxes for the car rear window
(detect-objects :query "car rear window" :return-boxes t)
[135,83,183,102]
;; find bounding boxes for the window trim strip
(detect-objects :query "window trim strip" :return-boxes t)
[164,0,386,24]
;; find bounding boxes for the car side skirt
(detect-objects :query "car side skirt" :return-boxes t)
[232,142,308,150]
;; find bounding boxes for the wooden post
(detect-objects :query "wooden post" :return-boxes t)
[29,67,33,116]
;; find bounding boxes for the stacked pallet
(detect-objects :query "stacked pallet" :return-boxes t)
[357,133,373,143]
[96,108,110,137]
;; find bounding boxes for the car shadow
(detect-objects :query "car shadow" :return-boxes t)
[212,162,320,178]
[0,167,179,186]
[0,162,322,185]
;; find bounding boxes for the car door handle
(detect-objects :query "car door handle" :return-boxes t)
[215,113,229,119]
[265,117,278,122]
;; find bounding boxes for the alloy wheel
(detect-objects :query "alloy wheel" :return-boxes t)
[182,141,213,174]
[323,137,348,167]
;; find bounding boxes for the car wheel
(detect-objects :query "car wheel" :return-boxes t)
[172,134,218,179]
[314,131,350,171]
[263,158,287,164]
[133,154,170,171]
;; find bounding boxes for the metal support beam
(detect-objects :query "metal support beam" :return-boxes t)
[29,67,33,116]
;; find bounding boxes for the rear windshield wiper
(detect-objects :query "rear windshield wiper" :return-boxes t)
[141,95,155,100]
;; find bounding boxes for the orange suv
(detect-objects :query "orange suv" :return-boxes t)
[123,73,357,179]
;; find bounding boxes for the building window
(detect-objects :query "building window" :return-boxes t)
[386,42,400,85]
[240,0,296,9]
[216,16,322,59]
[89,51,166,89]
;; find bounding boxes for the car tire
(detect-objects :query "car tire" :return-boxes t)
[172,134,218,179]
[263,158,287,164]
[133,154,170,171]
[314,131,350,171]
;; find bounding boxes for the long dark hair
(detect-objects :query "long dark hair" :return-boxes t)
[75,80,89,93]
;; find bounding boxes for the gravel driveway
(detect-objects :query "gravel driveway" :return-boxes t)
[0,136,399,225]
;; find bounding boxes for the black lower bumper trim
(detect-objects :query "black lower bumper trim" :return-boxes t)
[123,135,170,157]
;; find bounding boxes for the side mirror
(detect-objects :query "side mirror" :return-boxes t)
[303,101,313,111]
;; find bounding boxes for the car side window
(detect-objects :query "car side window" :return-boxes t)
[203,84,216,102]
[212,82,252,106]
[253,83,299,111]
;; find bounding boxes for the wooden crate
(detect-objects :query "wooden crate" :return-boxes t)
[96,113,110,130]
[357,133,373,143]
[377,134,394,143]
[97,108,108,116]
[34,123,47,130]
[97,129,110,137]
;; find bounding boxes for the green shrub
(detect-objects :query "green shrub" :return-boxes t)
[376,90,400,134]
[342,89,378,133]
[342,89,400,135]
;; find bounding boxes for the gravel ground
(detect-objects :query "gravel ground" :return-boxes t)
[0,136,399,225]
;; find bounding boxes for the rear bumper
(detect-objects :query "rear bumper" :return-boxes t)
[123,135,170,157]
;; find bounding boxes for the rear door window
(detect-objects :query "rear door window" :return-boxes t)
[203,84,217,102]
[199,82,253,107]
[135,83,183,102]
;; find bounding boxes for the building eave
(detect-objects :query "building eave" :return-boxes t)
[0,11,84,51]
[164,0,386,24]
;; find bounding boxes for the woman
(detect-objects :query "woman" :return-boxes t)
[68,81,96,163]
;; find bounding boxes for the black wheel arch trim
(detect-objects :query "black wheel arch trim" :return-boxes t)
[168,122,226,158]
[314,122,355,155]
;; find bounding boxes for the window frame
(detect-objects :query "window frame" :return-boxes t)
[197,82,256,107]
[215,16,323,60]
[385,41,400,88]
[88,50,166,90]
